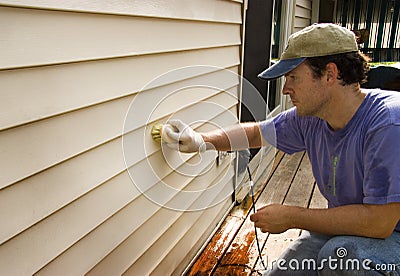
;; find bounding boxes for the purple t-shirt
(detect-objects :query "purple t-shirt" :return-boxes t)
[260,89,400,232]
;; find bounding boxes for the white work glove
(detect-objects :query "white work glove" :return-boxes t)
[161,119,206,153]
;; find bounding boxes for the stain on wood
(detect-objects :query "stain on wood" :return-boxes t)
[186,151,327,275]
[187,216,242,276]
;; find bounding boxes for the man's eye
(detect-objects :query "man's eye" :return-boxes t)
[284,75,296,81]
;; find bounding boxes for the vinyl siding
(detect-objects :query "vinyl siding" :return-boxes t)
[282,0,313,108]
[0,1,242,275]
[294,0,312,33]
[0,6,240,69]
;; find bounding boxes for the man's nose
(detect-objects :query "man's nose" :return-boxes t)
[282,81,291,95]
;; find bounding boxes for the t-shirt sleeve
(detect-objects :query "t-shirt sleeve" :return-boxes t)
[259,108,307,154]
[363,124,400,204]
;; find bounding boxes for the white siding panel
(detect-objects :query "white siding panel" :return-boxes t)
[0,95,238,274]
[0,67,239,189]
[52,107,237,276]
[123,68,240,133]
[0,132,218,275]
[296,0,312,9]
[38,160,233,275]
[294,0,312,32]
[0,6,241,69]
[0,46,239,130]
[0,170,138,276]
[0,96,132,189]
[157,193,233,276]
[36,152,220,275]
[0,136,124,245]
[124,170,235,275]
[0,0,242,23]
[294,17,311,29]
[0,1,243,274]
[295,5,312,19]
[0,86,238,245]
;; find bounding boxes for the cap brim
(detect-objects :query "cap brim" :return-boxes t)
[258,57,306,80]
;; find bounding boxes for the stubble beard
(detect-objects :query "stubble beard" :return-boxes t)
[295,97,328,118]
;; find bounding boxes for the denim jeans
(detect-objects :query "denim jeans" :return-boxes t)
[265,230,400,275]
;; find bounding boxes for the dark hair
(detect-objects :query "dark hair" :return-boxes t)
[305,52,370,85]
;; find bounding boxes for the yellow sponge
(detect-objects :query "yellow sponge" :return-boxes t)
[151,123,164,144]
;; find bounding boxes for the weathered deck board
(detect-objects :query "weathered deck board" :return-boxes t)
[186,151,328,276]
[309,182,328,209]
[215,152,306,275]
[257,153,316,271]
[186,151,285,276]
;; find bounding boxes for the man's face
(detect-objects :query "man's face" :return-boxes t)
[282,62,329,117]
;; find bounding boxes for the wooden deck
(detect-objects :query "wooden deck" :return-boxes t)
[186,151,328,275]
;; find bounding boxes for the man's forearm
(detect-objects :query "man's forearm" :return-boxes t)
[201,122,266,151]
[291,203,400,238]
[251,202,400,238]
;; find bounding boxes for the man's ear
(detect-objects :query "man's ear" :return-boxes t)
[325,62,339,85]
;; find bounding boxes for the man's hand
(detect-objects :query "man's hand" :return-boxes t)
[250,202,400,238]
[161,119,206,153]
[250,204,296,234]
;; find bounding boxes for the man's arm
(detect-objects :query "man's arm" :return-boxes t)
[250,202,400,239]
[201,122,267,151]
[162,119,268,153]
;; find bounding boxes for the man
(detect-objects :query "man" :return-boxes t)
[161,23,400,275]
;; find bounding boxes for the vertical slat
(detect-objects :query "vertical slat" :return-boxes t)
[335,0,342,23]
[396,19,400,49]
[376,0,388,49]
[349,0,355,30]
[364,0,375,49]
[360,0,369,30]
[334,0,399,61]
[353,0,362,30]
[371,0,379,59]
[389,0,400,49]
[341,0,349,27]
[357,0,364,29]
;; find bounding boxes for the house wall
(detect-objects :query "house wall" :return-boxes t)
[0,1,243,275]
[293,0,313,33]
[282,0,314,109]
